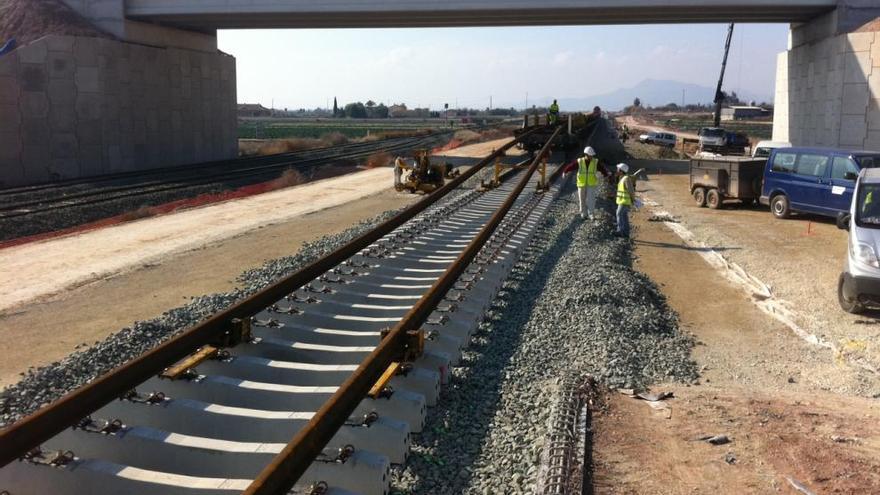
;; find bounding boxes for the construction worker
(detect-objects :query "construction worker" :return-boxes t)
[562,146,605,220]
[393,156,406,189]
[615,163,636,238]
[548,99,559,125]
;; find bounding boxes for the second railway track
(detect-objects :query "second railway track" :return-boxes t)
[0,128,564,494]
[0,132,452,220]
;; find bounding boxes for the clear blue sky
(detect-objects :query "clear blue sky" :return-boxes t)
[218,23,788,110]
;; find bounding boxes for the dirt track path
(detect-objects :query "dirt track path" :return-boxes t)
[620,115,700,141]
[593,209,880,494]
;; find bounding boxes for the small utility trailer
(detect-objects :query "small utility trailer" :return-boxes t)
[689,156,766,209]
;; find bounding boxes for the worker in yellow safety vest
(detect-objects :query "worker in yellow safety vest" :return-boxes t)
[548,99,559,125]
[615,163,637,238]
[562,146,606,220]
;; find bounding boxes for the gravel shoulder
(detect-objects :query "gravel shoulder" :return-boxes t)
[592,194,880,494]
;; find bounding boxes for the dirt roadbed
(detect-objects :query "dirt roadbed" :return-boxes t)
[629,158,880,397]
[593,208,880,494]
[594,386,880,494]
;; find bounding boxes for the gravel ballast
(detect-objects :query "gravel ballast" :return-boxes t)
[0,187,482,426]
[392,181,697,494]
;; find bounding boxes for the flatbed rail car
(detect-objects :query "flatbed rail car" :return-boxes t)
[690,156,766,209]
[514,113,600,155]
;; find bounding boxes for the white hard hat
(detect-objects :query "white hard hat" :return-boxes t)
[583,146,596,156]
[616,163,629,173]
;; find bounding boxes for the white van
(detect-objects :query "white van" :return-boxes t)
[837,167,880,313]
[638,131,677,148]
[752,140,791,158]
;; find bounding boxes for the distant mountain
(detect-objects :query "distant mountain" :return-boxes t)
[531,79,769,111]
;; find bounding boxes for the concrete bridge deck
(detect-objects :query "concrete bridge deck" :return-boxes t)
[125,0,837,30]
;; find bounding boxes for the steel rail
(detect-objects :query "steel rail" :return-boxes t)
[245,125,563,495]
[0,134,444,216]
[0,126,542,469]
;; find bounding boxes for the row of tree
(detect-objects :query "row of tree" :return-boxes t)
[332,98,391,118]
[329,97,532,119]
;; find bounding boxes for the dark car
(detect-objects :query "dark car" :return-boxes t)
[760,147,880,219]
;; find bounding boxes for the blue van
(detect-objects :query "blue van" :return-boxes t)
[760,147,880,219]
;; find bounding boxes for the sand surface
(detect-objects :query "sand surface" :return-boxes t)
[0,168,395,314]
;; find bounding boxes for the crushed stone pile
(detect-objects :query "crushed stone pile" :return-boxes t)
[392,181,696,494]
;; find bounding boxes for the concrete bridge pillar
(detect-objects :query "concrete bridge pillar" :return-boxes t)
[773,2,880,149]
[0,1,237,187]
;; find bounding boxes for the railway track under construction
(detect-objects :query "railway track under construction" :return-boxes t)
[0,126,565,494]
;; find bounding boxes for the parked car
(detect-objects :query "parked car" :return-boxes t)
[638,131,677,147]
[835,167,880,313]
[698,127,727,149]
[752,140,791,158]
[759,147,880,219]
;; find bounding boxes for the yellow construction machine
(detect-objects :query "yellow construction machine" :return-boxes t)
[394,150,459,194]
